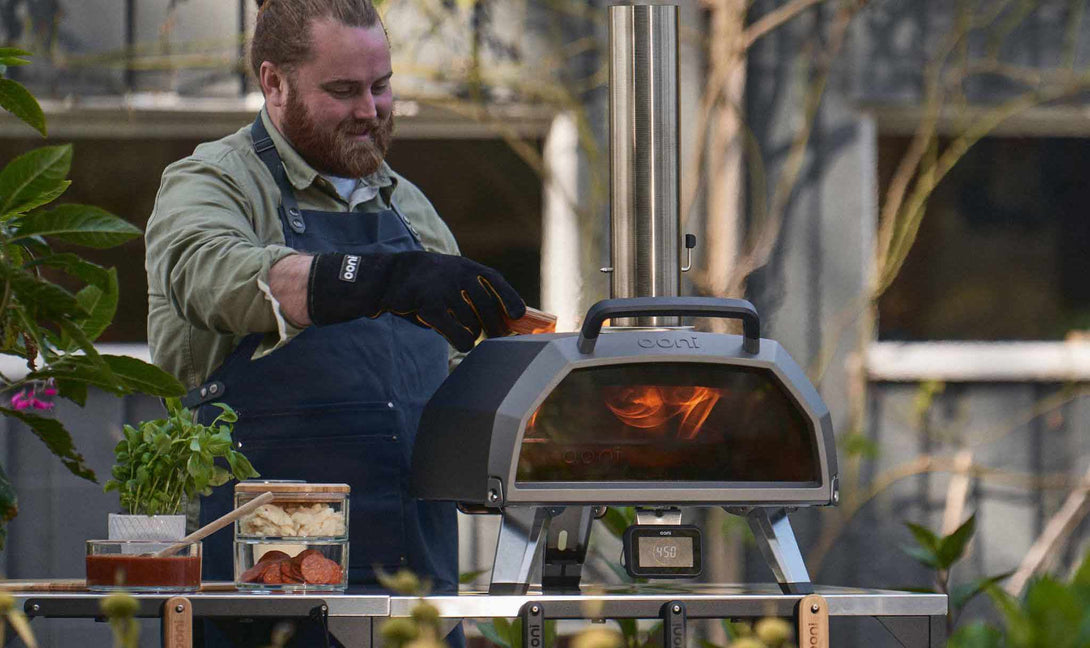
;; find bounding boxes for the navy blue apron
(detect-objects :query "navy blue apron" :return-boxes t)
[189,116,460,646]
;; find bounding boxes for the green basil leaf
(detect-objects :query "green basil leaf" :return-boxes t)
[227,451,258,480]
[206,437,230,455]
[208,465,231,487]
[212,402,238,423]
[122,424,140,444]
[186,454,201,479]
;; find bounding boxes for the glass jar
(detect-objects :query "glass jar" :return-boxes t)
[233,481,349,591]
[86,540,201,592]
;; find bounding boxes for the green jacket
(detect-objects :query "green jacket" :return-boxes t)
[146,109,460,390]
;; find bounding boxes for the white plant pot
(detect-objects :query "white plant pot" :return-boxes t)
[107,513,187,541]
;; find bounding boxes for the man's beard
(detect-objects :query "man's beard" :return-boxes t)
[281,89,394,178]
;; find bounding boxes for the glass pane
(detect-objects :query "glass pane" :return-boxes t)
[877,136,1090,341]
[516,363,820,483]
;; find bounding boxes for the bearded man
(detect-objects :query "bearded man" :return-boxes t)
[146,0,523,644]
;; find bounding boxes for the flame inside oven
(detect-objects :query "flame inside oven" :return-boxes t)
[515,364,820,483]
[602,386,722,439]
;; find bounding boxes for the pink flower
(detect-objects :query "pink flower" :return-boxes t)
[9,382,57,411]
[10,390,30,411]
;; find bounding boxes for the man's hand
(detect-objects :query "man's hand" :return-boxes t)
[306,251,526,352]
[269,254,314,327]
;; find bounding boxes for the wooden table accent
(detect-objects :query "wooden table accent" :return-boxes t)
[0,579,86,592]
[796,594,829,648]
[162,596,192,648]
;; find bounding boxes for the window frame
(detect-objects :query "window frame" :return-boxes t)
[865,105,1090,382]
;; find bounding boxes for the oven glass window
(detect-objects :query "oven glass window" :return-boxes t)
[516,363,820,483]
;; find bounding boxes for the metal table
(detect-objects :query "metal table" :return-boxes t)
[14,584,947,647]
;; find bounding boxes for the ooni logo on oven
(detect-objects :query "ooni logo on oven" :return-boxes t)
[637,336,700,349]
[562,447,623,465]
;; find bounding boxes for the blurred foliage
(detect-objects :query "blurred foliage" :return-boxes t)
[474,616,557,648]
[948,549,1090,648]
[912,380,946,428]
[378,568,449,648]
[714,617,794,648]
[903,514,976,575]
[101,592,139,648]
[902,514,1034,640]
[0,52,185,548]
[840,432,879,460]
[0,591,36,647]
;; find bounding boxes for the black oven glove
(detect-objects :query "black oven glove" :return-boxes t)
[307,251,526,352]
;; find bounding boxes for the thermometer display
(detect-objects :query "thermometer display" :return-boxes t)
[622,525,702,578]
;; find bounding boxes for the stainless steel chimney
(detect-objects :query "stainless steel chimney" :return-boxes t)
[609,4,681,327]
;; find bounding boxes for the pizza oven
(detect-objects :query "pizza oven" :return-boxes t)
[412,297,838,595]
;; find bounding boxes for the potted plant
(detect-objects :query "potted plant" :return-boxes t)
[103,397,259,540]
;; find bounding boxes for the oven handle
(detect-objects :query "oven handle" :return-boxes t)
[577,297,760,355]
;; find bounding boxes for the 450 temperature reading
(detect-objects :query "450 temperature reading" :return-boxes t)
[653,544,678,560]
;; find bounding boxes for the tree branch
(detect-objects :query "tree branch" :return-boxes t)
[741,0,830,50]
[1005,463,1090,596]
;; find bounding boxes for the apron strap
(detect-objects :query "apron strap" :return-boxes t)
[180,333,263,409]
[251,115,307,235]
[180,379,226,410]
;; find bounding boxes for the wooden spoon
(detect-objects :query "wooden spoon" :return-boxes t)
[154,491,275,558]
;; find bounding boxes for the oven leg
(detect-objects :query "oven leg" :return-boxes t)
[490,507,552,594]
[738,507,813,594]
[542,506,594,591]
